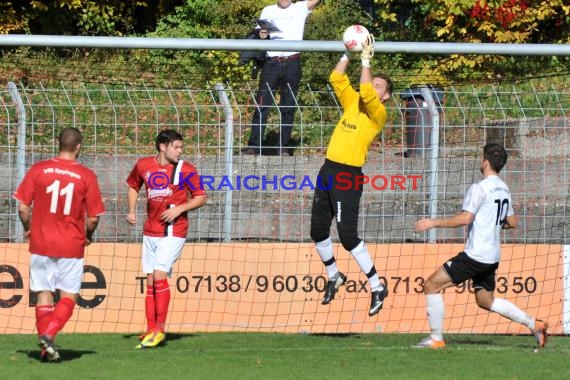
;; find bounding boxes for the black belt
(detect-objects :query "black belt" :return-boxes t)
[269,53,301,62]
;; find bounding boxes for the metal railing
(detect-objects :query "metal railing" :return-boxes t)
[2,78,569,244]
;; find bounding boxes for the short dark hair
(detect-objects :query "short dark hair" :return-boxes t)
[58,127,82,152]
[155,129,183,151]
[483,143,508,173]
[373,73,394,96]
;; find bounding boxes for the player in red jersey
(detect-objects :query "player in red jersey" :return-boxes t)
[126,129,207,349]
[13,127,105,362]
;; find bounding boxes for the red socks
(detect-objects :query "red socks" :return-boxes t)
[43,297,75,339]
[154,279,170,332]
[145,284,156,332]
[35,305,54,337]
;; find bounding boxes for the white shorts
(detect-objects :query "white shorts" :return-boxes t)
[142,235,186,274]
[30,254,84,294]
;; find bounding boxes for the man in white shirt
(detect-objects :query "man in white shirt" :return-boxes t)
[413,143,548,350]
[244,0,321,156]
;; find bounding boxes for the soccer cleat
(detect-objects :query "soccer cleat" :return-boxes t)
[39,335,61,362]
[135,330,166,349]
[533,320,548,348]
[413,337,446,349]
[369,287,388,316]
[138,331,153,341]
[40,347,48,363]
[321,272,347,305]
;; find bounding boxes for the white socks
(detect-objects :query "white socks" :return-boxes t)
[315,237,338,279]
[350,241,382,292]
[426,293,445,341]
[490,298,535,330]
[316,239,383,292]
[425,295,535,342]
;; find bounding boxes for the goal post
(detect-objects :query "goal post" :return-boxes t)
[0,36,569,336]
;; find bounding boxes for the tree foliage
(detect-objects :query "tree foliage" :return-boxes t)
[0,2,28,34]
[403,0,570,81]
[140,0,374,85]
[1,0,568,85]
[415,0,569,44]
[1,0,184,35]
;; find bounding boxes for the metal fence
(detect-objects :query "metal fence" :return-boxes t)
[1,76,569,244]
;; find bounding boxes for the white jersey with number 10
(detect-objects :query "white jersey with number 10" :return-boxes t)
[462,175,514,264]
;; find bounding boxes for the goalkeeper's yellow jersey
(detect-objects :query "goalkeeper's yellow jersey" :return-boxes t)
[325,70,387,167]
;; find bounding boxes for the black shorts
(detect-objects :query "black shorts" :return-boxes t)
[309,159,363,250]
[442,252,499,291]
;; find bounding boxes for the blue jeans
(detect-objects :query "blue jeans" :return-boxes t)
[248,58,302,149]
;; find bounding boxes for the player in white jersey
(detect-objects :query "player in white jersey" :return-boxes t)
[413,143,548,350]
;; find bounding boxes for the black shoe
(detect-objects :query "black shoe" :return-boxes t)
[321,272,347,305]
[262,148,279,156]
[40,348,48,362]
[369,287,388,316]
[39,335,60,362]
[242,147,260,155]
[277,147,294,156]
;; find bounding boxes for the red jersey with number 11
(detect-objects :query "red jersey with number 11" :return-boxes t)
[13,157,106,258]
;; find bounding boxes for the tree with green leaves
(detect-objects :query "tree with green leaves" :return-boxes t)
[1,0,183,36]
[400,0,570,81]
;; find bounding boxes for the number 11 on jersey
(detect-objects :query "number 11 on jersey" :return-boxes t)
[46,180,75,215]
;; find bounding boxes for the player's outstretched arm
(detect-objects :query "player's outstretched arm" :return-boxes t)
[415,210,474,232]
[360,34,375,84]
[334,53,350,74]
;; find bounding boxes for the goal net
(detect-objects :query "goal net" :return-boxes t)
[1,43,568,336]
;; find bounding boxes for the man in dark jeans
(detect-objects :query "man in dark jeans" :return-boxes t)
[243,0,321,156]
[246,57,301,156]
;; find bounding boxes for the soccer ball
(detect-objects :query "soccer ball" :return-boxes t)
[342,25,370,52]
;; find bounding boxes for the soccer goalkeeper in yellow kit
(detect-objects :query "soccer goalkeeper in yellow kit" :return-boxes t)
[310,34,394,316]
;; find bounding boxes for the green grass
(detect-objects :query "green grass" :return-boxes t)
[1,333,569,379]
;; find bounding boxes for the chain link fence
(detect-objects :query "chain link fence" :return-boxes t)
[1,74,569,244]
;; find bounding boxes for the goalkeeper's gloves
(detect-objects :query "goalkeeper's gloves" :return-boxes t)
[360,34,375,67]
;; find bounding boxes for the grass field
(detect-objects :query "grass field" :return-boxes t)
[0,332,568,379]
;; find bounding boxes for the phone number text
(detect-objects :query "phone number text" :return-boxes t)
[136,275,538,295]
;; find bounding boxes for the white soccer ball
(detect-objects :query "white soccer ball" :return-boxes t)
[342,25,370,52]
